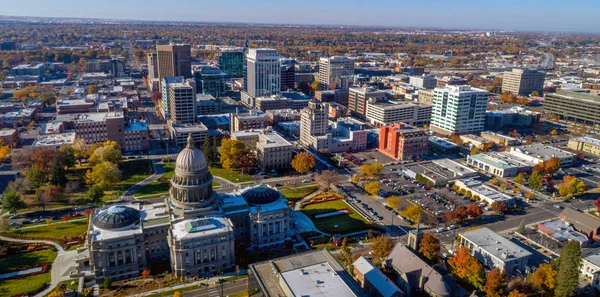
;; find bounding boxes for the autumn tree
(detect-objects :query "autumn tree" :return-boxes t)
[386,196,402,210]
[364,181,380,195]
[595,197,600,212]
[441,206,468,224]
[543,157,561,177]
[466,203,483,219]
[359,163,384,178]
[418,233,440,262]
[514,172,526,184]
[401,204,422,223]
[484,268,508,297]
[490,177,499,185]
[449,133,463,145]
[1,189,25,214]
[448,246,485,289]
[555,241,582,297]
[370,235,393,258]
[231,147,257,172]
[44,185,65,204]
[491,201,509,214]
[557,175,586,197]
[88,85,98,94]
[528,170,543,191]
[290,152,316,174]
[508,290,526,297]
[0,140,10,161]
[173,292,181,297]
[532,263,557,297]
[85,161,121,189]
[88,141,122,165]
[71,139,89,165]
[141,269,151,279]
[314,170,338,190]
[220,138,246,169]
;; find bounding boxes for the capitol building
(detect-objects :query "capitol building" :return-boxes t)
[76,134,291,283]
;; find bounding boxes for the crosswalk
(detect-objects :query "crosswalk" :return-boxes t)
[208,286,220,297]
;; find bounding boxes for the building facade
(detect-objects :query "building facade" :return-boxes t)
[543,91,600,127]
[157,44,192,81]
[430,86,489,135]
[366,100,432,127]
[348,87,386,118]
[319,56,355,90]
[409,74,437,89]
[218,49,244,78]
[568,137,600,157]
[501,68,545,96]
[245,48,281,98]
[194,67,227,98]
[230,109,269,132]
[161,76,185,120]
[379,123,429,161]
[169,81,197,124]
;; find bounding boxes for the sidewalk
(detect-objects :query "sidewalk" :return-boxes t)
[133,272,247,297]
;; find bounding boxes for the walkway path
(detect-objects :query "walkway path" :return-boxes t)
[132,272,247,297]
[0,235,70,297]
[293,187,325,210]
[121,159,165,200]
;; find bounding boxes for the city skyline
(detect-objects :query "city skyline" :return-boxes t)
[1,0,600,33]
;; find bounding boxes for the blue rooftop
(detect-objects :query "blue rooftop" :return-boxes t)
[125,121,148,131]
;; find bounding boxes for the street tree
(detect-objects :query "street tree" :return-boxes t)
[557,175,586,197]
[386,196,402,210]
[219,138,246,169]
[491,201,509,214]
[514,172,526,184]
[364,181,380,195]
[401,204,422,224]
[418,233,440,262]
[543,157,561,177]
[314,170,338,190]
[290,152,316,174]
[466,203,483,219]
[528,170,543,191]
[359,163,384,178]
[0,140,10,161]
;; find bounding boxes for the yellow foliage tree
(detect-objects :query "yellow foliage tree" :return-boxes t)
[401,204,422,223]
[364,181,380,195]
[85,161,121,189]
[0,140,10,161]
[359,163,384,177]
[386,196,402,210]
[290,152,316,174]
[219,138,246,169]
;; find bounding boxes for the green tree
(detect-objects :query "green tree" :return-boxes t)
[103,277,111,289]
[364,181,380,195]
[59,146,76,168]
[554,241,581,297]
[1,189,25,214]
[202,137,218,166]
[89,141,122,165]
[85,161,121,189]
[514,172,526,184]
[528,170,543,191]
[49,161,68,187]
[26,164,46,189]
[87,184,105,203]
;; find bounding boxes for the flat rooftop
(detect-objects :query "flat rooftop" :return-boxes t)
[458,178,513,203]
[258,130,291,148]
[171,217,232,240]
[75,112,124,123]
[460,227,532,261]
[571,136,600,147]
[33,132,76,147]
[511,143,575,159]
[0,129,17,136]
[280,262,358,297]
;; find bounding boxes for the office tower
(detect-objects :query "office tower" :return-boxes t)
[348,87,385,118]
[161,76,185,120]
[245,48,281,98]
[299,101,329,147]
[157,44,192,81]
[147,53,159,91]
[543,91,600,126]
[430,85,489,135]
[218,49,244,78]
[318,56,355,90]
[194,66,227,98]
[169,79,197,124]
[502,68,545,96]
[280,64,295,91]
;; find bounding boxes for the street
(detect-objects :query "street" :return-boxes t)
[181,279,248,297]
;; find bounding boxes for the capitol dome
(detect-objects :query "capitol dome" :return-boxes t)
[170,134,215,210]
[92,205,140,230]
[241,185,282,205]
[175,134,208,174]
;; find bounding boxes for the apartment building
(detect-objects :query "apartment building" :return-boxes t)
[348,87,386,118]
[501,68,545,96]
[379,123,428,161]
[169,82,197,124]
[430,85,489,135]
[74,112,149,151]
[319,56,355,90]
[417,89,435,104]
[366,100,432,127]
[230,109,269,132]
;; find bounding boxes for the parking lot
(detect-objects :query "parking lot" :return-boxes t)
[560,164,600,188]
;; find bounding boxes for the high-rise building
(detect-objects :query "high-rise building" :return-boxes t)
[280,64,295,91]
[348,87,386,118]
[245,48,280,98]
[502,68,545,96]
[379,123,429,161]
[430,85,489,135]
[436,76,468,88]
[318,56,355,90]
[161,76,185,120]
[218,49,245,78]
[300,101,329,148]
[194,66,227,98]
[168,80,197,124]
[366,100,432,127]
[147,53,159,91]
[157,44,192,81]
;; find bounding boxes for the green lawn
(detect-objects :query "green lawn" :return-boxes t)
[13,220,88,240]
[301,200,372,235]
[0,249,57,297]
[118,159,154,190]
[135,163,221,198]
[209,166,252,183]
[280,184,319,201]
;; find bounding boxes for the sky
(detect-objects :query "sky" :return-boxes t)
[1,0,600,33]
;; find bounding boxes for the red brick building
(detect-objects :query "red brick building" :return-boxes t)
[379,123,428,161]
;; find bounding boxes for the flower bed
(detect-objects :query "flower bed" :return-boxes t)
[300,192,344,207]
[0,264,49,281]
